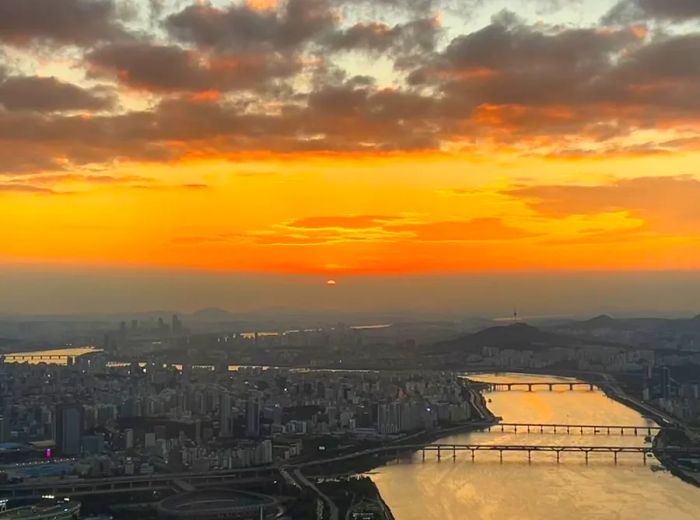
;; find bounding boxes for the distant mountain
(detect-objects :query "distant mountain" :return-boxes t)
[550,314,700,351]
[556,315,700,334]
[187,308,237,322]
[432,322,588,353]
[584,314,616,327]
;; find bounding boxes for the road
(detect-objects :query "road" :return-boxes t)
[290,468,339,520]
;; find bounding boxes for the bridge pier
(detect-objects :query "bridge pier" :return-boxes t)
[499,450,503,463]
[585,452,589,464]
[471,449,475,461]
[437,446,441,461]
[453,446,456,461]
[614,452,618,464]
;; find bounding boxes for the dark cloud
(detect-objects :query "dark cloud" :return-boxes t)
[325,17,440,55]
[166,0,336,52]
[0,81,442,174]
[4,8,700,173]
[440,17,633,73]
[614,34,700,81]
[0,0,125,46]
[302,81,441,150]
[401,14,700,141]
[589,33,700,114]
[604,0,700,24]
[0,143,70,174]
[86,42,299,93]
[410,13,642,110]
[0,107,179,173]
[0,76,113,112]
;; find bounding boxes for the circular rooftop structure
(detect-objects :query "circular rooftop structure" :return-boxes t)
[157,489,277,519]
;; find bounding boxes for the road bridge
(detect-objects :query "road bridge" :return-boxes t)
[298,443,700,469]
[4,354,70,363]
[417,443,671,464]
[487,382,597,392]
[483,422,661,436]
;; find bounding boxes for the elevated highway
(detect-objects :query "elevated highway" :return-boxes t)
[0,466,277,499]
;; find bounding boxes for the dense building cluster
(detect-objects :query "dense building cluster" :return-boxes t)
[0,356,472,482]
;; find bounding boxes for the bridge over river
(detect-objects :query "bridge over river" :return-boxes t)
[415,443,699,464]
[295,441,700,470]
[483,422,661,436]
[486,381,598,391]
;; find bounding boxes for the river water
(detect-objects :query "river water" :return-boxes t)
[371,373,700,520]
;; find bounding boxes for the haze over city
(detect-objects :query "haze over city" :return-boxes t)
[2,269,700,317]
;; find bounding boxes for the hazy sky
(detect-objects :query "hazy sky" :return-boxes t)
[1,266,699,318]
[2,0,700,314]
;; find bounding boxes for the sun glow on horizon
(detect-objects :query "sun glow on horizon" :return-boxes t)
[1,0,700,276]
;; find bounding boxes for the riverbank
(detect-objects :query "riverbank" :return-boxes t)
[318,477,395,520]
[300,387,497,519]
[653,428,700,488]
[466,368,677,427]
[466,370,700,491]
[303,419,496,479]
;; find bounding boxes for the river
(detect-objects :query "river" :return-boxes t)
[370,373,700,520]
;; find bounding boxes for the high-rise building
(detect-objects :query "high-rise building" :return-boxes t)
[0,415,10,443]
[220,392,233,437]
[55,404,83,456]
[172,314,183,335]
[246,395,261,437]
[124,428,134,449]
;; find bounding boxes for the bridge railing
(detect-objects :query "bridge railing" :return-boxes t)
[481,422,661,435]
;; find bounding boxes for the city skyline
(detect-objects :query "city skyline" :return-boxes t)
[3,2,700,518]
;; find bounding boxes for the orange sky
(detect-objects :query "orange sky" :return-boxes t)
[3,149,700,274]
[2,0,700,277]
